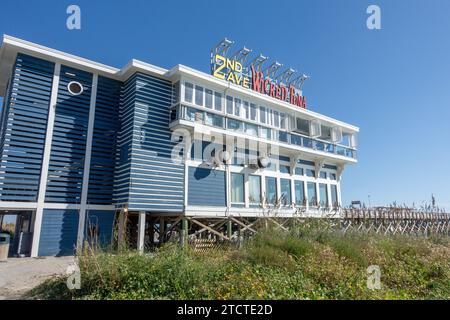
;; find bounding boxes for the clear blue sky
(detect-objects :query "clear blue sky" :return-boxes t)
[0,0,449,210]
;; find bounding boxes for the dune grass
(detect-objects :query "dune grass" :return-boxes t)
[28,224,450,300]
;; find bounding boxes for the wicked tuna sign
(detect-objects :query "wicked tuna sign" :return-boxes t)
[212,54,307,109]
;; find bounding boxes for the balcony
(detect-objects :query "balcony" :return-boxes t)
[169,104,357,160]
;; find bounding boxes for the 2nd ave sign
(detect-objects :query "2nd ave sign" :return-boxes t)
[212,54,307,109]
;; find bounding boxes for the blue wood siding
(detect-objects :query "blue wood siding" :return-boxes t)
[45,66,92,203]
[188,167,226,206]
[114,73,184,212]
[38,209,79,256]
[113,73,135,206]
[85,210,115,246]
[0,54,54,202]
[87,76,121,204]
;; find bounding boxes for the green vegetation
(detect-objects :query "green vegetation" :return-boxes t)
[29,224,450,300]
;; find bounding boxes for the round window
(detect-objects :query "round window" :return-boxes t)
[67,81,84,95]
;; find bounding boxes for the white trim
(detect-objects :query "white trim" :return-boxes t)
[184,205,338,218]
[31,62,60,257]
[77,74,98,249]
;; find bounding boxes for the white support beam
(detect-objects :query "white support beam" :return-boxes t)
[138,211,146,253]
[77,74,98,250]
[31,62,61,258]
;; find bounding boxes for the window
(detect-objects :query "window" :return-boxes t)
[295,181,305,206]
[294,167,304,176]
[307,182,317,207]
[273,111,280,127]
[195,86,204,106]
[278,131,288,142]
[319,183,328,207]
[243,101,249,119]
[186,107,198,121]
[330,173,337,180]
[226,96,233,114]
[231,173,244,204]
[280,165,290,174]
[319,171,327,179]
[68,81,83,95]
[280,178,291,206]
[306,169,315,177]
[250,103,257,121]
[184,83,193,103]
[280,113,286,129]
[214,92,222,111]
[248,175,261,205]
[330,184,338,207]
[205,113,224,128]
[265,177,277,205]
[227,119,243,131]
[245,123,258,136]
[205,89,213,108]
[260,128,271,140]
[259,106,266,123]
[234,98,241,117]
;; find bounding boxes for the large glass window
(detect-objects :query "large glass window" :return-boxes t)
[295,181,305,206]
[205,89,213,109]
[195,85,203,106]
[214,92,222,111]
[280,113,286,129]
[184,82,193,103]
[234,98,241,117]
[259,106,266,123]
[273,111,280,127]
[319,171,327,179]
[245,123,258,136]
[279,165,290,174]
[260,127,271,140]
[306,169,315,177]
[294,167,304,176]
[231,173,245,204]
[265,177,277,205]
[205,113,224,128]
[243,101,249,119]
[250,103,257,121]
[280,178,291,206]
[307,182,317,207]
[248,175,261,205]
[227,119,243,131]
[319,183,328,207]
[331,184,338,207]
[226,96,233,114]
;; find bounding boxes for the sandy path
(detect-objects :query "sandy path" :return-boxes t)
[0,256,74,299]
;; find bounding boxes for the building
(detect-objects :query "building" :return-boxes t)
[0,35,358,257]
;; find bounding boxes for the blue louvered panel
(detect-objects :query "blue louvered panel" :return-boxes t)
[188,167,226,206]
[45,65,92,203]
[113,74,136,206]
[38,209,79,256]
[84,210,115,247]
[87,76,120,205]
[0,54,54,202]
[128,73,184,212]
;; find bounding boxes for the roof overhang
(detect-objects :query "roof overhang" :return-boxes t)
[0,35,170,96]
